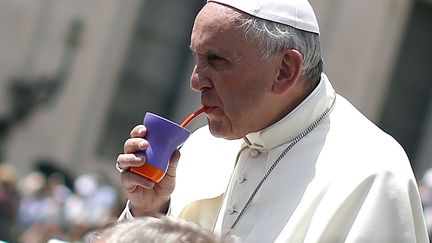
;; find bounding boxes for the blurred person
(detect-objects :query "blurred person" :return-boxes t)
[20,221,62,243]
[421,168,432,207]
[85,215,238,243]
[116,0,428,242]
[63,173,119,242]
[420,168,432,239]
[17,170,64,242]
[46,172,73,234]
[63,173,99,227]
[0,163,20,242]
[47,172,72,206]
[17,171,62,229]
[64,173,118,226]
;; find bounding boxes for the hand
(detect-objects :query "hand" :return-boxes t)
[116,125,180,216]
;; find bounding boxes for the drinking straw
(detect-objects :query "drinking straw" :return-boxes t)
[180,106,208,128]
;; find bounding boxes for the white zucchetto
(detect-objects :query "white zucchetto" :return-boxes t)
[207,0,320,35]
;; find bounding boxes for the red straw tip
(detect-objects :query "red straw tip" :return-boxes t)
[180,106,208,128]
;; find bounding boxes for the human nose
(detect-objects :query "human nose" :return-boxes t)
[190,64,213,92]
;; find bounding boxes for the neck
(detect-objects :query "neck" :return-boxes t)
[266,83,315,130]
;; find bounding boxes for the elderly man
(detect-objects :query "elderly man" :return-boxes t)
[116,0,429,242]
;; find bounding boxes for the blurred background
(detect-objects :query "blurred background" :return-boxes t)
[0,0,431,242]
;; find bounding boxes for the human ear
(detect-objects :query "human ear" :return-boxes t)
[272,50,302,94]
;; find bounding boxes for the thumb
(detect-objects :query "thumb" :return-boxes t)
[165,149,180,177]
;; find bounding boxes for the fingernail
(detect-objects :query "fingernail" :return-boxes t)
[135,151,147,161]
[139,141,146,149]
[135,156,145,163]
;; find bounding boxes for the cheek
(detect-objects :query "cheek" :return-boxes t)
[216,86,243,115]
[218,88,258,127]
[213,67,269,114]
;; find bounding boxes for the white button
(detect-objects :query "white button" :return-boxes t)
[227,206,237,215]
[237,175,246,183]
[249,149,260,158]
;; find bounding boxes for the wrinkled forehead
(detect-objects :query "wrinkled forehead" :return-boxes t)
[194,2,245,32]
[190,3,261,59]
[191,3,246,49]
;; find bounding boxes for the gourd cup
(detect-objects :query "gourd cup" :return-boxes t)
[131,112,190,183]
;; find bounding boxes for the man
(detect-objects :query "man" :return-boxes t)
[116,0,429,242]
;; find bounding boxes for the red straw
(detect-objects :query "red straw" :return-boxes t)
[180,106,208,128]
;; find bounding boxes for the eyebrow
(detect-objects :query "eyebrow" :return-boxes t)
[188,46,242,63]
[189,45,220,55]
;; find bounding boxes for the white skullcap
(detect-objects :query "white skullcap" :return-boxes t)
[207,0,320,35]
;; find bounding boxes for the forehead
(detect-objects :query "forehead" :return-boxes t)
[196,2,242,27]
[191,3,251,53]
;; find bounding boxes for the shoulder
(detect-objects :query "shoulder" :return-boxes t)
[329,94,408,159]
[320,95,413,179]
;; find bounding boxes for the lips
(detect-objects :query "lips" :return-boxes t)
[201,104,213,112]
[204,106,215,113]
[199,101,214,114]
[201,93,220,115]
[200,99,216,112]
[202,106,224,119]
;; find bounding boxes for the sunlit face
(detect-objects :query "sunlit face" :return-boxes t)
[190,3,281,139]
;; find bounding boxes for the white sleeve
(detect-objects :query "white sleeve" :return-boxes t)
[117,199,172,221]
[117,200,135,221]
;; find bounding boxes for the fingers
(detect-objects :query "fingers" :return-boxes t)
[121,170,155,190]
[165,150,180,177]
[130,125,147,138]
[124,138,149,154]
[119,125,149,169]
[117,153,145,170]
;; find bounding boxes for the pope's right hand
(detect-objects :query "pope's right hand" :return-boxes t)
[116,125,180,217]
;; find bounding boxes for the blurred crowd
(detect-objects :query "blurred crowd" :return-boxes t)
[3,159,432,242]
[0,161,123,243]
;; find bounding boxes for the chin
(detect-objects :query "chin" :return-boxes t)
[208,122,241,140]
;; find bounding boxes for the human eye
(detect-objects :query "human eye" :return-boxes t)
[208,54,224,62]
[207,54,228,69]
[190,50,228,70]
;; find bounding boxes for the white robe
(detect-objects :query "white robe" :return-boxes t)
[121,74,428,243]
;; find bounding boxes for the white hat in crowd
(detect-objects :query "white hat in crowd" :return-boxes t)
[207,0,320,35]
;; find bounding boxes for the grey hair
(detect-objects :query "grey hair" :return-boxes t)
[97,216,238,243]
[233,14,324,87]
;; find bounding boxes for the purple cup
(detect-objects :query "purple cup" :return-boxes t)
[130,112,190,183]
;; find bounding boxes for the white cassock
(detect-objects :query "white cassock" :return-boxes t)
[120,73,429,243]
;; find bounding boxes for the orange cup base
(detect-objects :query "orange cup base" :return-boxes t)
[130,163,165,183]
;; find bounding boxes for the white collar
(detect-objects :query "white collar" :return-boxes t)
[244,73,336,151]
